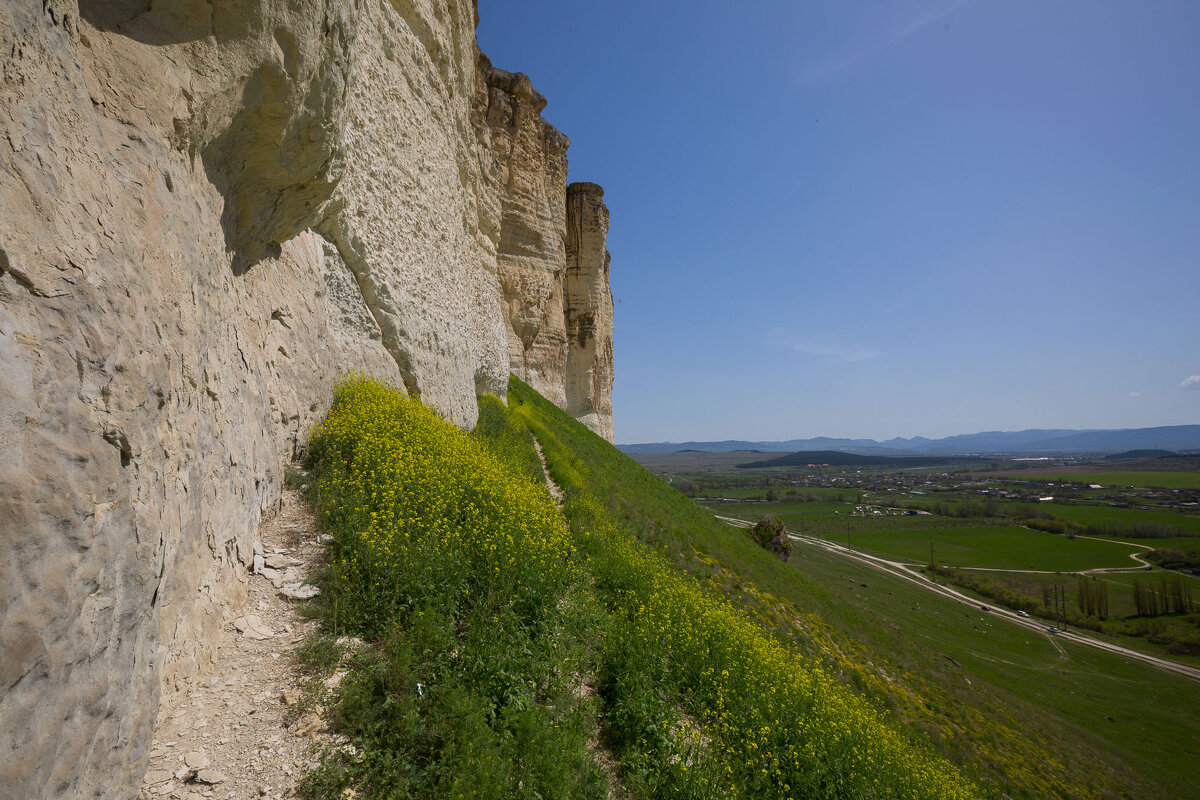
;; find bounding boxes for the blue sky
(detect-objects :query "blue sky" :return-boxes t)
[477,1,1200,443]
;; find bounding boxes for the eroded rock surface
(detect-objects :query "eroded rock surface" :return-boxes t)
[484,64,614,440]
[565,182,615,443]
[0,1,613,797]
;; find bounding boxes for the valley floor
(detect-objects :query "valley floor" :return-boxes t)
[715,513,1200,682]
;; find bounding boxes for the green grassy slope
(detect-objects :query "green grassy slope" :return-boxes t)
[298,377,977,799]
[507,379,1200,800]
[508,378,976,799]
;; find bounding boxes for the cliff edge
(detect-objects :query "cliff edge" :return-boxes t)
[0,1,613,797]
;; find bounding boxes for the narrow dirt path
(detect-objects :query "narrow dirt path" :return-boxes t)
[531,435,563,505]
[137,488,329,800]
[530,433,627,799]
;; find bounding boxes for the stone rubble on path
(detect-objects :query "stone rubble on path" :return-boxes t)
[136,489,333,800]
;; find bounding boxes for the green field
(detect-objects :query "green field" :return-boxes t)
[843,525,1144,571]
[1003,471,1200,490]
[1040,504,1200,534]
[941,567,1200,667]
[706,500,997,534]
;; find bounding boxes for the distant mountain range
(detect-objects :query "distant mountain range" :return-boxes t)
[736,451,984,469]
[617,425,1200,456]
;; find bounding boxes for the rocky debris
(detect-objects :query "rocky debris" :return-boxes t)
[135,490,330,800]
[281,584,320,600]
[183,752,209,771]
[750,515,793,561]
[193,769,227,786]
[233,615,276,641]
[264,554,303,570]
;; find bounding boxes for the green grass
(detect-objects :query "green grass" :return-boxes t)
[508,379,976,799]
[706,500,997,535]
[300,378,608,799]
[1006,471,1200,490]
[1041,504,1200,535]
[783,545,1200,800]
[846,525,1143,571]
[708,501,1146,570]
[504,384,1200,800]
[935,568,1200,666]
[299,376,1200,800]
[300,377,977,800]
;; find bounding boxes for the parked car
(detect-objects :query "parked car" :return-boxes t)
[1017,610,1030,618]
[1047,627,1060,634]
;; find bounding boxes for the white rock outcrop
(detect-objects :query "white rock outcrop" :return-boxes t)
[0,1,613,797]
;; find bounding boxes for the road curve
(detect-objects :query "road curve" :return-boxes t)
[714,514,1200,683]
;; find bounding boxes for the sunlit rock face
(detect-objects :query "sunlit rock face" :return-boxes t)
[484,63,614,442]
[0,1,612,796]
[565,182,615,443]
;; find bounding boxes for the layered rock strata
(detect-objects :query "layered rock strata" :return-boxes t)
[0,1,613,797]
[484,63,614,437]
[566,182,615,442]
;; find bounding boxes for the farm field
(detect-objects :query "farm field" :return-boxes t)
[705,500,996,534]
[941,567,1200,667]
[992,470,1200,490]
[845,525,1144,571]
[706,501,1146,571]
[1040,502,1200,531]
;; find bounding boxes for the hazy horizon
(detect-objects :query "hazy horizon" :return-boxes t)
[478,1,1200,442]
[615,422,1200,448]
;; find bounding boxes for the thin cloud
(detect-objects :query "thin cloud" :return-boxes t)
[772,330,880,362]
[1181,376,1200,391]
[797,1,968,85]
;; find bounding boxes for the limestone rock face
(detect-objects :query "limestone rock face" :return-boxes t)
[0,1,612,797]
[485,58,571,409]
[484,64,615,441]
[565,183,615,442]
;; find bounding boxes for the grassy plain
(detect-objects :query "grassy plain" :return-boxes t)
[941,568,1200,668]
[706,501,1144,570]
[847,525,1140,571]
[992,470,1200,490]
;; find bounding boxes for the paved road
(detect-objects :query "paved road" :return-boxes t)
[713,515,1200,683]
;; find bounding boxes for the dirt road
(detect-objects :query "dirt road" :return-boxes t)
[714,515,1200,682]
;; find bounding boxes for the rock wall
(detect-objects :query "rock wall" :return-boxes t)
[0,1,612,797]
[565,182,615,442]
[485,59,571,409]
[483,58,614,437]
